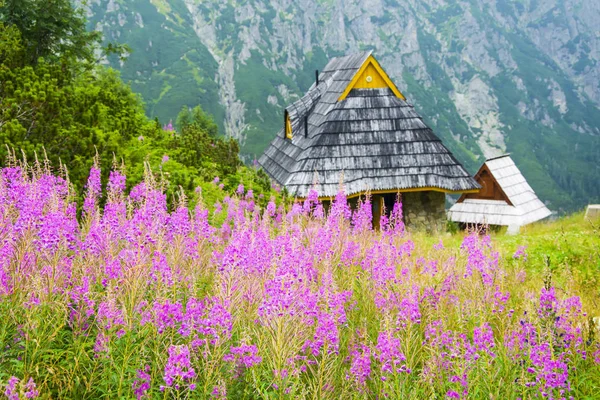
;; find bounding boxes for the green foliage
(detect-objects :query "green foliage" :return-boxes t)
[234,51,301,157]
[485,26,600,212]
[370,11,394,26]
[0,0,281,208]
[176,105,218,137]
[428,4,463,26]
[171,106,241,177]
[0,0,102,68]
[86,0,225,130]
[0,33,150,193]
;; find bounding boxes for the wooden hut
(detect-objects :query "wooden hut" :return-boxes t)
[258,51,480,230]
[447,154,552,233]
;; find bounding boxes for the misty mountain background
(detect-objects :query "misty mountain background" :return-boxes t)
[84,0,600,212]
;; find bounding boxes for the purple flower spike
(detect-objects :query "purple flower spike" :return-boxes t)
[163,345,196,390]
[4,376,19,400]
[132,366,151,399]
[24,378,39,399]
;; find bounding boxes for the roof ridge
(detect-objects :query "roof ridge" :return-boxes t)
[485,153,511,162]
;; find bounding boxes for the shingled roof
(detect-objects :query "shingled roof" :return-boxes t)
[447,154,552,228]
[258,51,480,198]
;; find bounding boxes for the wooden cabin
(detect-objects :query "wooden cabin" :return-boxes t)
[258,51,480,230]
[447,154,552,233]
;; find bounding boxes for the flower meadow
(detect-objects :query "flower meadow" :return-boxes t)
[0,161,599,399]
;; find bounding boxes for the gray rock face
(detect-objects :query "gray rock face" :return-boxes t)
[87,0,600,137]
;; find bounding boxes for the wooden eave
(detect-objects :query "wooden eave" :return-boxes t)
[296,186,480,202]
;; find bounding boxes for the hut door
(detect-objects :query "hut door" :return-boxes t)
[372,195,384,230]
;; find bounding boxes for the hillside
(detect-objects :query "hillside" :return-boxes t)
[85,0,600,212]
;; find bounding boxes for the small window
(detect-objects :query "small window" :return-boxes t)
[285,111,292,139]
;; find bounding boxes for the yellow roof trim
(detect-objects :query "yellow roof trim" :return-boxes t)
[295,186,480,201]
[337,55,406,102]
[285,112,292,139]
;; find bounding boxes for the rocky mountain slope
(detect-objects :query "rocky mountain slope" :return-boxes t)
[85,0,600,211]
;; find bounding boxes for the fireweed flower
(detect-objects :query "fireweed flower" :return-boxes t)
[93,332,110,357]
[68,276,96,332]
[593,345,600,364]
[35,210,79,254]
[214,201,223,215]
[132,366,151,400]
[303,311,340,356]
[167,206,192,239]
[375,331,409,376]
[504,319,538,360]
[150,251,175,286]
[329,189,352,223]
[266,199,276,217]
[351,197,372,233]
[341,241,360,266]
[473,323,496,357]
[0,164,597,398]
[460,233,497,286]
[24,378,39,399]
[107,170,126,195]
[446,390,460,399]
[4,376,19,400]
[513,246,528,261]
[102,259,123,286]
[211,383,227,399]
[224,343,262,368]
[423,320,482,384]
[528,342,571,396]
[347,344,372,388]
[162,345,196,391]
[96,299,126,334]
[539,287,558,319]
[258,273,318,320]
[387,196,404,234]
[3,376,39,399]
[146,299,184,334]
[83,166,102,216]
[303,188,319,214]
